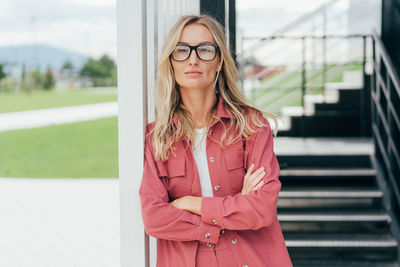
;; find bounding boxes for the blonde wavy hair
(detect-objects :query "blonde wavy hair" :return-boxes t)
[150,14,278,161]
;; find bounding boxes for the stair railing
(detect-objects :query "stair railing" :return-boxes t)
[371,29,400,219]
[241,33,371,136]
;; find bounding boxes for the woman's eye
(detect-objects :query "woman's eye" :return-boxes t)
[176,48,189,53]
[199,48,211,53]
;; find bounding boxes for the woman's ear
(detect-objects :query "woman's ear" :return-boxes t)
[217,60,223,72]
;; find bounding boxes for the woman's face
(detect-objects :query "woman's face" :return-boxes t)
[171,23,221,92]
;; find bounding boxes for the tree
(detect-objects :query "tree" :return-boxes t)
[80,54,116,86]
[43,68,56,90]
[61,60,74,72]
[20,65,29,92]
[30,69,43,90]
[0,63,6,82]
[0,63,6,91]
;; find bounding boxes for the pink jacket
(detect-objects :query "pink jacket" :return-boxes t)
[139,96,293,267]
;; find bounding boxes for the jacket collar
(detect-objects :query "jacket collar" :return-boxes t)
[172,94,233,127]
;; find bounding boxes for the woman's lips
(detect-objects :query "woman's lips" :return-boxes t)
[184,71,202,75]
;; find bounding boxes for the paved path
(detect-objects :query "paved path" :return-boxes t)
[0,178,119,267]
[0,102,118,132]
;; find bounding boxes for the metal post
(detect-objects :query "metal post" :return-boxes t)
[322,8,327,97]
[301,36,306,137]
[371,36,376,131]
[361,36,367,136]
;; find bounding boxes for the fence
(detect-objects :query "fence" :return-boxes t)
[371,29,400,222]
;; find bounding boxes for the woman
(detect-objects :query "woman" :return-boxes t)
[139,14,292,267]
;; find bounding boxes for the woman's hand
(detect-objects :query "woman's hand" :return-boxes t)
[171,196,202,215]
[171,196,187,210]
[241,164,266,195]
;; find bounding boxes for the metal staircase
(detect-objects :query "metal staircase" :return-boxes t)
[238,1,400,265]
[276,150,400,266]
[277,74,371,137]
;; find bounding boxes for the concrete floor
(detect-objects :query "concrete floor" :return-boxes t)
[0,178,120,267]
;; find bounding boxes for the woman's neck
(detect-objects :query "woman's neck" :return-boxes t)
[180,87,217,129]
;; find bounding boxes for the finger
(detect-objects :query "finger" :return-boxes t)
[244,164,255,179]
[249,171,266,187]
[252,181,264,191]
[248,167,265,182]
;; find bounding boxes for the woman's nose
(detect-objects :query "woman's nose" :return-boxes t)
[188,50,199,64]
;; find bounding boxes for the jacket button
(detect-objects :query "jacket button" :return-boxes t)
[214,185,220,191]
[209,129,213,136]
[205,232,211,238]
[243,265,248,267]
[211,219,217,224]
[209,156,215,163]
[220,229,225,234]
[206,242,212,247]
[232,237,237,244]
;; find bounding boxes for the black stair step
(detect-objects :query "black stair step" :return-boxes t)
[285,232,398,248]
[278,188,383,210]
[312,89,362,113]
[337,89,362,107]
[280,168,376,186]
[279,188,383,198]
[314,102,360,112]
[278,211,391,223]
[292,259,400,267]
[278,155,371,169]
[278,210,391,233]
[278,115,361,137]
[280,168,376,176]
[285,233,398,261]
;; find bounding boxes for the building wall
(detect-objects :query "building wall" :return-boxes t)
[381,0,400,74]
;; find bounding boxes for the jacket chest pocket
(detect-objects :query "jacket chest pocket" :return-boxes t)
[164,157,189,199]
[223,146,245,194]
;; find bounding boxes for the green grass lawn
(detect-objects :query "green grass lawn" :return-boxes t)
[0,116,118,178]
[0,89,117,113]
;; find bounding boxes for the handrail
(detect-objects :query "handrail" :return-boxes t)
[371,28,400,220]
[243,33,370,40]
[372,30,400,96]
[242,34,370,132]
[242,0,340,54]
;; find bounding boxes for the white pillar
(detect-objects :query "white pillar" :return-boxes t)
[117,0,148,266]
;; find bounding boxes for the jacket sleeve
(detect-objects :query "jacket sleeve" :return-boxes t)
[139,130,221,244]
[200,115,281,231]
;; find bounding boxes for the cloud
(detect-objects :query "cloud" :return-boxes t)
[0,0,116,58]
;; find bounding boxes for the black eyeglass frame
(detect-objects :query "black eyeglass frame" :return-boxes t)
[170,44,220,62]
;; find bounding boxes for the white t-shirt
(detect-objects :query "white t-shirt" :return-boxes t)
[193,127,214,197]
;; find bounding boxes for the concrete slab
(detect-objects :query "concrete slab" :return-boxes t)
[0,178,120,267]
[274,137,374,155]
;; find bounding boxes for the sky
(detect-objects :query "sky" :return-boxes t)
[0,0,332,60]
[0,0,117,58]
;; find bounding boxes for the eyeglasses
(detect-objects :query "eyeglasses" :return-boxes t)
[170,44,219,62]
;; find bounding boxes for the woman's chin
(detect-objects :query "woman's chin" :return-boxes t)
[180,82,211,90]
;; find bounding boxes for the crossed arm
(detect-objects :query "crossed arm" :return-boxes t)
[170,163,266,215]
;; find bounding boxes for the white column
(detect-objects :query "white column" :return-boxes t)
[117,0,148,266]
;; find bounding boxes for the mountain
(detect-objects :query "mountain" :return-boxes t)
[0,44,88,71]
